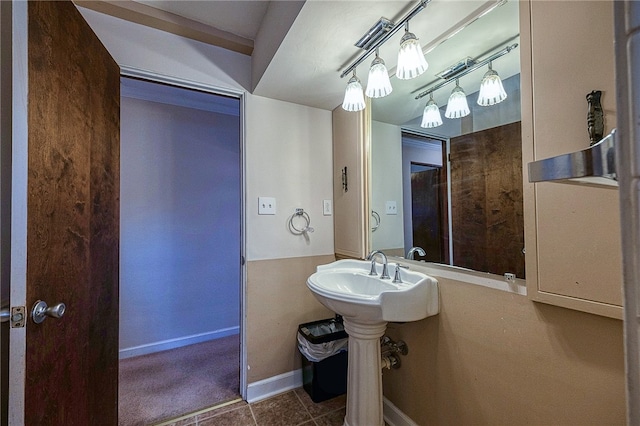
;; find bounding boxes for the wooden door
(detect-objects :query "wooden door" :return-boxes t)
[410,167,445,262]
[449,121,524,278]
[25,1,120,424]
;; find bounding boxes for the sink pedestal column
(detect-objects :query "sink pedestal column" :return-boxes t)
[342,319,388,426]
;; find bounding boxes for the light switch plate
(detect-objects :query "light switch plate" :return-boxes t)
[385,201,397,215]
[323,199,332,216]
[258,197,276,215]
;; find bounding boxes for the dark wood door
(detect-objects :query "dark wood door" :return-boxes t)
[411,167,445,263]
[25,2,120,424]
[449,121,524,278]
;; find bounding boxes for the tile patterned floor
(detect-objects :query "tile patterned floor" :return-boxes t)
[161,388,346,426]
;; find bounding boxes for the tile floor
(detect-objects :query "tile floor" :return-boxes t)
[161,388,346,426]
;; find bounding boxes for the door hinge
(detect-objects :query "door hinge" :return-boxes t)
[0,306,26,328]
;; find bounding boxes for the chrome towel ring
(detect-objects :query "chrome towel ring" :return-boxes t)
[289,208,314,235]
[371,210,381,232]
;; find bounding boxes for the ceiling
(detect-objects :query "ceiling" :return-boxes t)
[120,0,520,127]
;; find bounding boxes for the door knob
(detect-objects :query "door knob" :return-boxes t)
[31,300,66,324]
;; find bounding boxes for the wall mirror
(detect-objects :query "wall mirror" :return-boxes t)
[368,0,524,278]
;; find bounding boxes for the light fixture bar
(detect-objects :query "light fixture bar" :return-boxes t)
[340,0,431,78]
[355,18,394,50]
[414,43,518,100]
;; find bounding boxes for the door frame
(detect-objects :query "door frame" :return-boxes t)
[119,65,248,401]
[7,1,28,423]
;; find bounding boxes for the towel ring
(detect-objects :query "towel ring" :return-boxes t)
[371,210,381,232]
[289,209,314,235]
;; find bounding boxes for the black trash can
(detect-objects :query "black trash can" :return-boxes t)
[297,317,349,403]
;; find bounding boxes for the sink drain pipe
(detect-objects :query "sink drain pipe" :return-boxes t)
[381,335,408,370]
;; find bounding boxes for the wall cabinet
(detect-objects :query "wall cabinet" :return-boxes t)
[332,105,369,259]
[521,0,623,319]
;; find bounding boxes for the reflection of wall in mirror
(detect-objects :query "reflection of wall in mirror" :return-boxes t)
[370,121,404,255]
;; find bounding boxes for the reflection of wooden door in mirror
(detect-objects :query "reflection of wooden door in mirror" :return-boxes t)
[450,121,524,278]
[410,165,447,263]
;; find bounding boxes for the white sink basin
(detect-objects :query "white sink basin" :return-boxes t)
[307,259,439,323]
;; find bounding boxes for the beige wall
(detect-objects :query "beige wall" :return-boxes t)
[246,95,334,262]
[246,255,335,382]
[382,272,625,425]
[521,0,622,318]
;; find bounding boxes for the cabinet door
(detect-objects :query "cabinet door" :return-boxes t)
[332,105,369,259]
[521,0,622,318]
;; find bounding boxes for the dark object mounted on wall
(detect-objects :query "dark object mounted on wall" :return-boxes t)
[341,167,348,192]
[587,90,604,145]
[528,90,617,188]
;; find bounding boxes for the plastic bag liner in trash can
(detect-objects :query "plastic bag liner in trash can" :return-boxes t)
[297,318,348,362]
[298,317,349,402]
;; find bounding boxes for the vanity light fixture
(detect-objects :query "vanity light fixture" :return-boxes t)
[339,0,430,110]
[444,79,470,119]
[366,49,393,98]
[477,61,507,106]
[396,22,429,80]
[413,43,518,108]
[420,93,443,128]
[342,70,366,112]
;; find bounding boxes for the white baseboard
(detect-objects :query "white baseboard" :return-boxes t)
[246,370,418,426]
[383,396,419,426]
[119,326,240,359]
[246,369,303,403]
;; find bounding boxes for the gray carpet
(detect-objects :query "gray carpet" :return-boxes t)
[118,335,240,426]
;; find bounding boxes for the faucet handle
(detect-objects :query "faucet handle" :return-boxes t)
[380,263,390,280]
[392,263,403,283]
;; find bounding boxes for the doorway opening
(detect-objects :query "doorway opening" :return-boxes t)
[401,131,450,262]
[410,162,447,263]
[118,76,243,425]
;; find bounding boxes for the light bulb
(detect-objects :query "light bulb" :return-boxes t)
[366,54,393,98]
[477,63,507,106]
[421,95,442,128]
[342,72,366,112]
[445,81,470,119]
[396,27,428,80]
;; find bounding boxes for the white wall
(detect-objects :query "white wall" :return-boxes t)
[78,7,251,93]
[370,121,404,251]
[245,95,334,261]
[119,82,241,356]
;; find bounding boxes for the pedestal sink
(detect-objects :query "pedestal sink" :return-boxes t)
[307,259,439,426]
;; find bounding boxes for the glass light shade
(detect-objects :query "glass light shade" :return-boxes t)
[396,30,428,80]
[342,74,366,112]
[365,56,393,98]
[445,84,470,119]
[477,67,507,106]
[421,97,443,128]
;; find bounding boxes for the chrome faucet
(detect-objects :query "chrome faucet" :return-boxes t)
[407,246,426,260]
[366,250,390,279]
